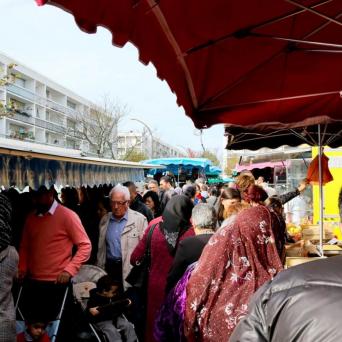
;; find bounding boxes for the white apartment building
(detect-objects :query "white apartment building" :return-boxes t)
[0,53,108,156]
[0,53,183,160]
[117,131,184,159]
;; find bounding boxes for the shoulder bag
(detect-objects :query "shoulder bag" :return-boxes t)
[126,223,157,289]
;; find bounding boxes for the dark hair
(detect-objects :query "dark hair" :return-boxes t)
[97,275,121,293]
[143,190,160,204]
[265,196,283,210]
[79,186,90,204]
[160,176,172,184]
[182,184,196,199]
[61,187,79,204]
[220,188,241,201]
[209,187,219,197]
[97,196,111,212]
[25,309,49,325]
[123,181,135,188]
[244,185,268,203]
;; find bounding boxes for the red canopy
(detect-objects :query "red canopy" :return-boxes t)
[36,0,342,129]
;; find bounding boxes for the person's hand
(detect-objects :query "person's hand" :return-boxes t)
[56,271,71,284]
[89,307,100,316]
[297,179,309,192]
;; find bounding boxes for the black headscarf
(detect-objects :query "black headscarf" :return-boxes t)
[160,195,194,254]
[0,193,12,253]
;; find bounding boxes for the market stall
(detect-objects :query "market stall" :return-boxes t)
[34,0,342,261]
[0,137,159,190]
[142,157,211,183]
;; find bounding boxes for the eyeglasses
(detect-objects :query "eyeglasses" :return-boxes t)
[110,200,128,206]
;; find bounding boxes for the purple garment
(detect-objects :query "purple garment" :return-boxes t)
[154,263,196,342]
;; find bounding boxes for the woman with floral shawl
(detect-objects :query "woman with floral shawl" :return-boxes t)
[184,205,284,341]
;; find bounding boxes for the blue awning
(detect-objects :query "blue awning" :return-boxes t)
[142,158,212,176]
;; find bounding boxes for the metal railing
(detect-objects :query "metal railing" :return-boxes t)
[6,83,83,118]
[35,117,66,134]
[12,112,35,125]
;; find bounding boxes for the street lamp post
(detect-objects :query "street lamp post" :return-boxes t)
[130,118,154,158]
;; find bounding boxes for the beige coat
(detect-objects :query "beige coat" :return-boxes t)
[97,208,147,290]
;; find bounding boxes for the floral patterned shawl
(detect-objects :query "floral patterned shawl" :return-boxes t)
[184,205,283,341]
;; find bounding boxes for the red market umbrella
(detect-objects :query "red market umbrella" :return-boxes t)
[36,0,342,255]
[36,0,342,129]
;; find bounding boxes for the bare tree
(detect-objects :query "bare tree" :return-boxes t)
[120,127,150,161]
[69,96,127,159]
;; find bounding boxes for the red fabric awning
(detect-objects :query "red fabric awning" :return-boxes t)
[36,0,342,129]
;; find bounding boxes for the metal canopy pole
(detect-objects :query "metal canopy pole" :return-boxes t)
[318,124,324,257]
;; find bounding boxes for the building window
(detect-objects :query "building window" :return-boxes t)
[67,119,76,130]
[9,98,25,111]
[67,100,76,109]
[12,75,26,88]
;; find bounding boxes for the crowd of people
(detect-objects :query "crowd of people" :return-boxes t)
[0,173,341,342]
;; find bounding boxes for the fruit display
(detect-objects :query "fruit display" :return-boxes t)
[287,224,302,241]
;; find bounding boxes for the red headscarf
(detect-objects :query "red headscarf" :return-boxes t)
[184,205,283,341]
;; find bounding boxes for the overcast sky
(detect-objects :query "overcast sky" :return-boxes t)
[0,0,224,157]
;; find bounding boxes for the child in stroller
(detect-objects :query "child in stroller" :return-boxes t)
[87,275,137,342]
[16,317,50,342]
[72,265,137,342]
[15,282,69,342]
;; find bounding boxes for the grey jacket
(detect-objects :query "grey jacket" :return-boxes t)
[0,246,18,342]
[97,209,147,290]
[230,255,342,342]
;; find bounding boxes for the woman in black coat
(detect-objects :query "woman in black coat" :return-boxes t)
[165,203,216,293]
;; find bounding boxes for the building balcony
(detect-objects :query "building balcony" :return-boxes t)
[6,83,36,102]
[11,111,35,125]
[7,130,35,142]
[35,117,66,134]
[6,83,83,118]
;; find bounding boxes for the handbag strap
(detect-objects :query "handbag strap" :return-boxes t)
[146,223,157,265]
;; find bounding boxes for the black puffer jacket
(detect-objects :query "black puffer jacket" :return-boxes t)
[230,255,342,342]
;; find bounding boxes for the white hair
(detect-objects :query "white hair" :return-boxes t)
[191,203,217,229]
[109,184,130,201]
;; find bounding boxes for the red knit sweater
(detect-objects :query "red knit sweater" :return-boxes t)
[17,332,50,342]
[18,204,91,281]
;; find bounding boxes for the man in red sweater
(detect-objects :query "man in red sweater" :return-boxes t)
[18,185,91,322]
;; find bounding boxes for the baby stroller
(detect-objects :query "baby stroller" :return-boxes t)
[72,264,136,342]
[15,281,69,342]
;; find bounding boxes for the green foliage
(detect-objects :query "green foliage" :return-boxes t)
[123,149,148,162]
[200,150,220,166]
[224,155,239,176]
[0,64,17,117]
